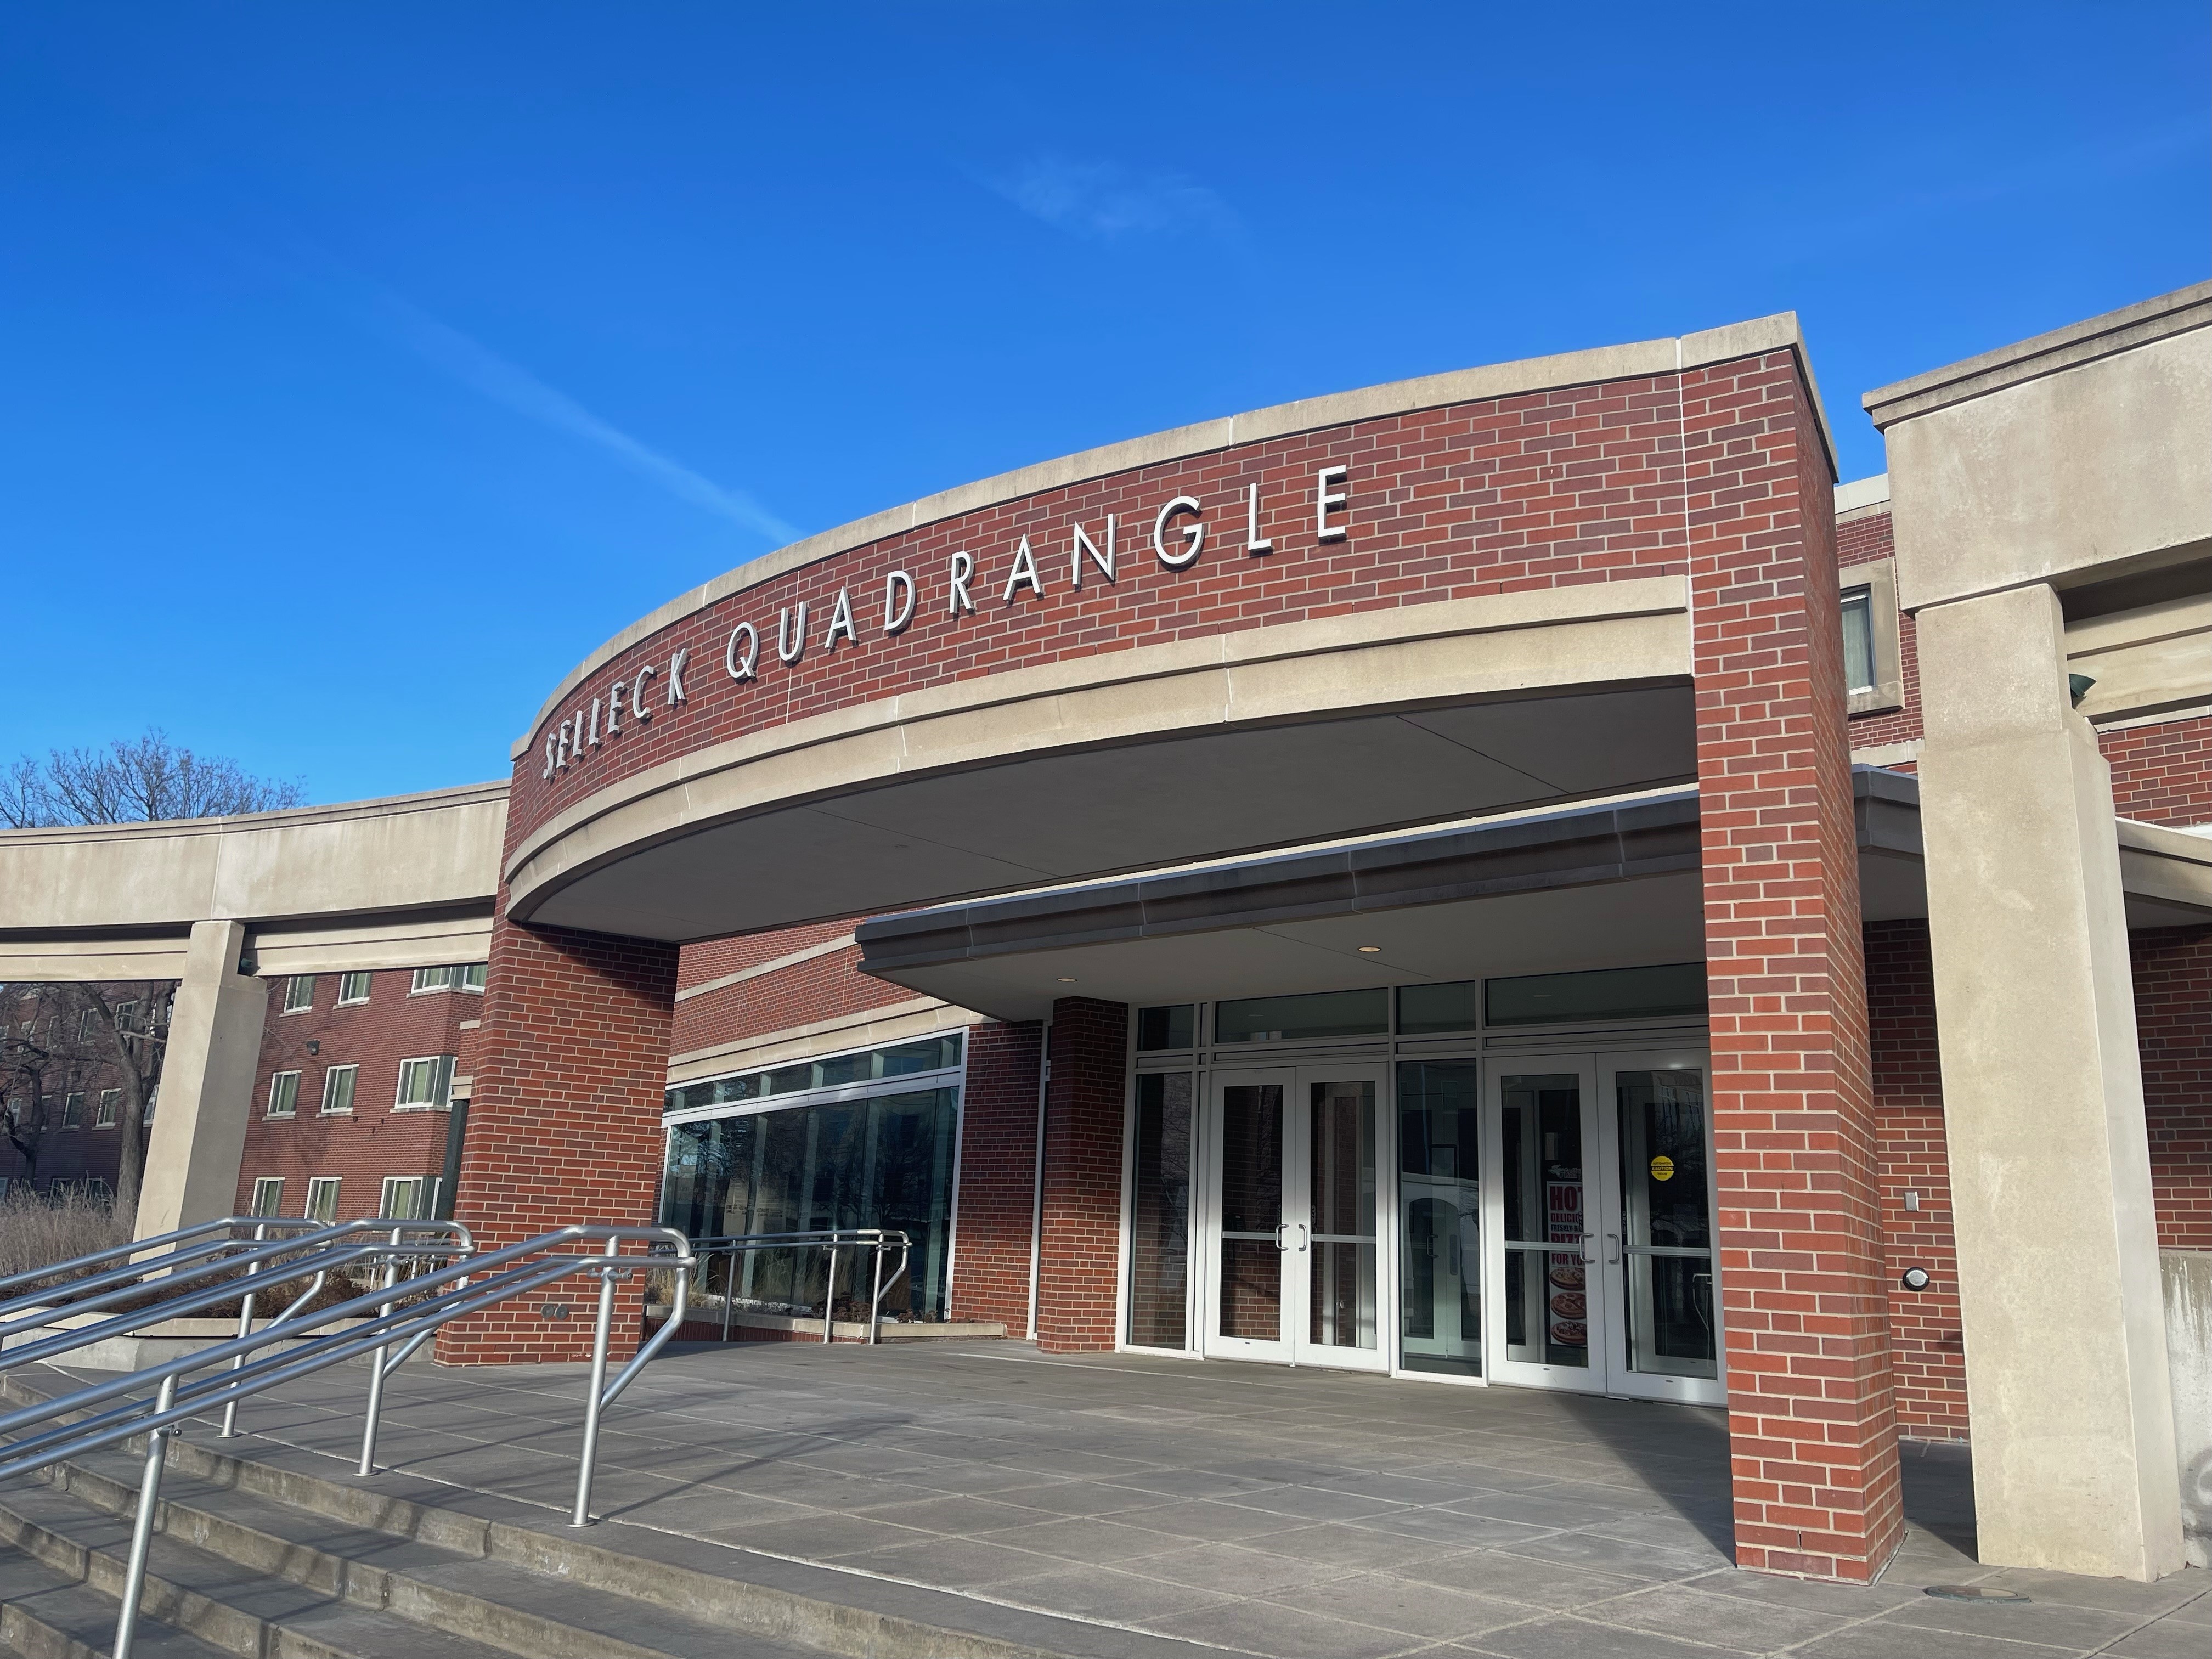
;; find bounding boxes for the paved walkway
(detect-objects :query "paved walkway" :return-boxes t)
[148,1339,2205,1658]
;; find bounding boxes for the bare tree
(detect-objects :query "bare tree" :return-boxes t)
[0,981,171,1224]
[1,729,304,828]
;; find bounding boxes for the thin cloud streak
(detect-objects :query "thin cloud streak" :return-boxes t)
[992,155,1242,242]
[375,294,801,545]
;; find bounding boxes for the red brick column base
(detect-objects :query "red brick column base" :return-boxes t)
[1689,349,1905,1581]
[436,911,679,1365]
[1035,998,1127,1352]
[950,1020,1045,1331]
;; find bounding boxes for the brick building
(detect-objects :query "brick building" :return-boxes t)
[2,287,2205,1587]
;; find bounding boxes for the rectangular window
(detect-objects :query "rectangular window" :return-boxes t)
[379,1176,426,1220]
[460,963,487,992]
[1126,1071,1193,1347]
[114,1000,140,1042]
[1841,586,1876,693]
[304,1177,341,1223]
[267,1071,301,1118]
[1485,963,1708,1028]
[660,1086,961,1323]
[663,1034,964,1115]
[394,1054,455,1109]
[1135,1005,1195,1052]
[283,976,315,1014]
[409,966,461,994]
[94,1089,120,1128]
[61,1092,84,1129]
[1397,980,1482,1036]
[77,1009,97,1042]
[1214,988,1388,1045]
[251,1177,284,1217]
[320,1065,358,1115]
[336,972,372,1006]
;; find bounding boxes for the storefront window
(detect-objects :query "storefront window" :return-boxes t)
[660,1087,959,1321]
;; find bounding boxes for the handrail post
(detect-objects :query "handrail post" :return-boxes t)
[868,1235,885,1346]
[218,1224,267,1438]
[571,1236,623,1527]
[356,1226,403,1476]
[111,1374,177,1659]
[821,1244,839,1344]
[719,1247,734,1344]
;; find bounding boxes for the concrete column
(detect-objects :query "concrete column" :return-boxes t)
[134,919,268,1239]
[1917,583,2183,1581]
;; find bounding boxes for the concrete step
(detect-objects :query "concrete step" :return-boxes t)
[0,1546,230,1659]
[0,1462,833,1659]
[0,1368,1234,1659]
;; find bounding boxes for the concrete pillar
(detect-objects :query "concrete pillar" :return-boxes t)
[1916,583,2184,1581]
[135,919,268,1239]
[437,911,679,1364]
[1035,997,1127,1352]
[1686,348,1904,1581]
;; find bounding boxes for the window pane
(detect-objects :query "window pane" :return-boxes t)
[1135,1005,1195,1051]
[1397,981,1480,1036]
[1841,588,1875,692]
[1214,988,1386,1044]
[252,1177,284,1217]
[306,1180,340,1222]
[268,1073,299,1115]
[1398,1062,1482,1378]
[284,976,315,1012]
[337,972,372,1003]
[323,1067,356,1113]
[1485,963,1707,1028]
[1126,1072,1191,1347]
[460,963,487,991]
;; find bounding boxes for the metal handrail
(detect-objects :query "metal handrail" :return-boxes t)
[0,1218,476,1384]
[0,1215,335,1324]
[683,1228,911,1345]
[0,1222,693,1659]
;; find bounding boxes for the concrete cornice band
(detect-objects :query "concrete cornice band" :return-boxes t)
[1833,473,1892,517]
[1864,283,2212,430]
[0,778,509,850]
[501,575,1694,914]
[513,313,1825,760]
[674,932,858,1004]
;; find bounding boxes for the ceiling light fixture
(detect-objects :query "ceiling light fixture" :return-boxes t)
[1357,946,1383,953]
[1056,976,1077,983]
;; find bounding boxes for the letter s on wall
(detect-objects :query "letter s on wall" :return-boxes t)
[1154,496,1204,569]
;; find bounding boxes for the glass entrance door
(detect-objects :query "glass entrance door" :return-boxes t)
[1201,1065,1385,1370]
[1480,1053,1722,1404]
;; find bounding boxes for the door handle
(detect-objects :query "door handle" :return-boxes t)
[1296,1223,1310,1252]
[1605,1232,1622,1266]
[1579,1231,1598,1266]
[1274,1223,1290,1252]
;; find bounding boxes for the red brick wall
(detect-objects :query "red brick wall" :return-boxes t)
[1837,507,1922,753]
[512,375,1703,848]
[233,969,479,1221]
[1863,922,1968,1442]
[0,982,163,1197]
[2101,715,2212,828]
[1691,351,1903,1581]
[438,915,679,1364]
[949,1020,1043,1332]
[1035,998,1127,1353]
[669,939,915,1056]
[676,919,859,994]
[2134,924,2212,1250]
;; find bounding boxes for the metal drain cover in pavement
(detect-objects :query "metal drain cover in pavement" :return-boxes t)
[1925,1585,2032,1602]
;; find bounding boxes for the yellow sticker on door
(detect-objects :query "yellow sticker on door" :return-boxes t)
[1649,1155,1676,1181]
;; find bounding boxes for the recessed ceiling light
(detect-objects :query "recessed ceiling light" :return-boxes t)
[1357,945,1383,953]
[1056,976,1077,983]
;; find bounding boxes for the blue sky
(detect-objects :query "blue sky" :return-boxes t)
[5,3,2205,804]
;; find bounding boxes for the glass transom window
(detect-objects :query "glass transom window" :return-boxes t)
[1485,964,1707,1028]
[1214,988,1387,1045]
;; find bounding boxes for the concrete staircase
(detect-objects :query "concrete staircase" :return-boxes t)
[0,1374,1217,1659]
